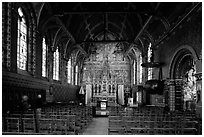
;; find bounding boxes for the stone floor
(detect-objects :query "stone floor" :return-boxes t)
[82,117,109,135]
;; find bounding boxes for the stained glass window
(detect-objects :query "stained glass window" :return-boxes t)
[42,37,47,77]
[71,64,74,85]
[67,59,72,83]
[17,7,27,70]
[75,65,78,85]
[133,60,136,85]
[147,43,152,80]
[53,47,59,80]
[139,53,143,84]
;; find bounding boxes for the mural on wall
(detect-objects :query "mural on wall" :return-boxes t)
[82,42,130,94]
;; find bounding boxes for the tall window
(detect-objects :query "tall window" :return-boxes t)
[139,53,143,84]
[67,59,72,83]
[75,65,79,85]
[133,60,136,85]
[53,47,59,80]
[71,64,74,85]
[17,7,27,70]
[42,37,47,77]
[147,43,153,80]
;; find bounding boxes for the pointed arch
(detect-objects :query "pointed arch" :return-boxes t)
[169,45,198,79]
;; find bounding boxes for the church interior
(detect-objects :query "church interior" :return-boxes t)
[2,2,202,135]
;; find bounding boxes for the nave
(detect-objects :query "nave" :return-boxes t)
[2,104,202,135]
[82,118,109,135]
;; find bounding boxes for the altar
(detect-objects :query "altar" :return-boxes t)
[82,43,131,107]
[91,59,118,106]
[99,100,108,110]
[95,99,109,116]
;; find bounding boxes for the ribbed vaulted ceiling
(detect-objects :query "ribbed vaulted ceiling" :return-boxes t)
[33,2,200,58]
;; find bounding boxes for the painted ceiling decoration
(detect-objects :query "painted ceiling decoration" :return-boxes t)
[33,2,201,61]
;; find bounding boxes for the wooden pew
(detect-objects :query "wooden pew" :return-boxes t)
[108,120,125,135]
[108,106,200,135]
[5,117,20,132]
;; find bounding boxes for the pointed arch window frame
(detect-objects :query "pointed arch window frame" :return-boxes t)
[131,48,143,85]
[147,43,153,80]
[67,58,72,83]
[42,37,48,77]
[139,53,143,84]
[53,47,59,80]
[133,60,136,85]
[75,65,79,85]
[17,7,28,70]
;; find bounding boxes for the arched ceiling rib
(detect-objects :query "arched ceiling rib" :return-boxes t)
[33,2,200,58]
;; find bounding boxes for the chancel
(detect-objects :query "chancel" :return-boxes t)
[2,2,202,135]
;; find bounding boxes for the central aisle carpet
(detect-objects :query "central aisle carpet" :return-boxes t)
[82,117,109,135]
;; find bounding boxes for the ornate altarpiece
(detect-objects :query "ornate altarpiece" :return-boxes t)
[82,43,130,105]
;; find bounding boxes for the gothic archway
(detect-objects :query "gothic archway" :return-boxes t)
[170,46,198,79]
[170,46,198,108]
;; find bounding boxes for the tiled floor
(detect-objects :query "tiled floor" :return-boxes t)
[82,117,109,135]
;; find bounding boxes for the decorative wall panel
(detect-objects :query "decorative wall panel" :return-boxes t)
[52,83,80,103]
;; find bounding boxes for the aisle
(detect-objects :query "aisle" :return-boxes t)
[82,117,109,135]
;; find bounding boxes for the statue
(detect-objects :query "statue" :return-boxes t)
[183,67,197,110]
[184,68,196,101]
